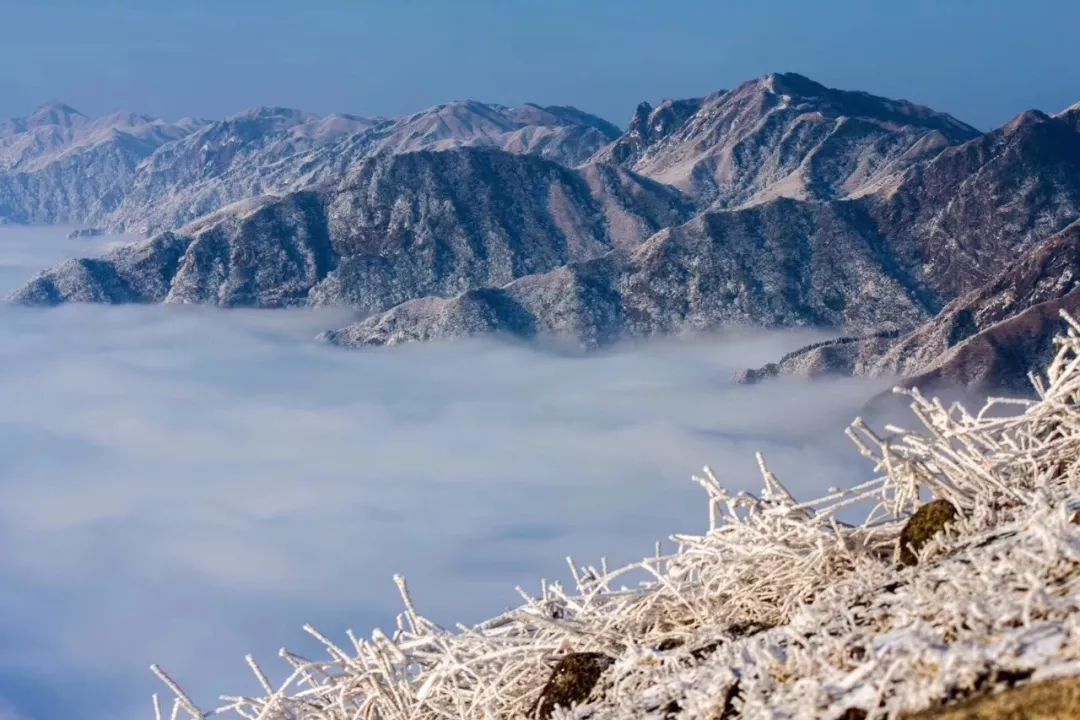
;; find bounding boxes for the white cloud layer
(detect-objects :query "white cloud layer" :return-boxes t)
[0,227,896,719]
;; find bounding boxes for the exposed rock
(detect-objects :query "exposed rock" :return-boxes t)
[66,227,105,239]
[595,97,706,167]
[532,652,614,719]
[908,675,1080,719]
[899,499,958,567]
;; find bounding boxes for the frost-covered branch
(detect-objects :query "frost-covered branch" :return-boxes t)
[152,312,1080,720]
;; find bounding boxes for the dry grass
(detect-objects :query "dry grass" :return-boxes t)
[151,313,1080,720]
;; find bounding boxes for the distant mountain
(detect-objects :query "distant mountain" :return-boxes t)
[11,148,692,311]
[863,106,1080,300]
[9,74,1080,392]
[0,99,621,232]
[592,72,980,207]
[325,97,1080,352]
[0,102,201,223]
[336,100,620,162]
[1058,102,1080,133]
[0,100,88,139]
[102,106,379,233]
[110,100,622,233]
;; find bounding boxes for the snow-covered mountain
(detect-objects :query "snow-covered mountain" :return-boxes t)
[591,72,980,207]
[0,101,203,223]
[109,100,622,233]
[324,99,1080,358]
[337,100,620,161]
[0,99,621,232]
[321,200,931,348]
[102,106,379,233]
[738,221,1080,392]
[11,148,691,310]
[9,73,1080,391]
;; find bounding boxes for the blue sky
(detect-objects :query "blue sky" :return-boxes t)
[1,0,1078,130]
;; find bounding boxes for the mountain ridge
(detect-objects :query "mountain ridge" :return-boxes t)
[7,73,1080,391]
[0,97,623,231]
[11,148,693,313]
[320,98,1080,356]
[591,72,980,207]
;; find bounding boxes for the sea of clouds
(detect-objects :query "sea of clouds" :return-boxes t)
[0,226,898,720]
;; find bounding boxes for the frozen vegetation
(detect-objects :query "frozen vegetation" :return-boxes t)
[151,315,1080,718]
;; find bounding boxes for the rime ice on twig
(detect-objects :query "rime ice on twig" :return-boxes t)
[153,312,1080,719]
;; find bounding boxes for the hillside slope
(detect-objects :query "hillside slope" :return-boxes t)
[0,99,622,232]
[328,102,1080,357]
[740,222,1080,392]
[12,149,692,313]
[592,72,979,206]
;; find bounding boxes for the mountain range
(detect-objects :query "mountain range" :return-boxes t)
[6,72,1080,393]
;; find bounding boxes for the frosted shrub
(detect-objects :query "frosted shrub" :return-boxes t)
[153,313,1080,720]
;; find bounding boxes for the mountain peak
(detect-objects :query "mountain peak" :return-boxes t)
[1002,109,1052,135]
[1055,101,1080,124]
[27,100,87,128]
[228,106,317,124]
[758,72,827,97]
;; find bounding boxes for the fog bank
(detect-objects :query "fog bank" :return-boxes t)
[0,227,894,719]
